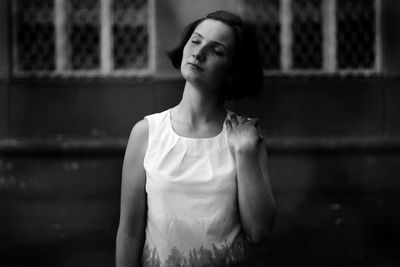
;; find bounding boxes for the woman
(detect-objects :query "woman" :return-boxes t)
[116,10,276,267]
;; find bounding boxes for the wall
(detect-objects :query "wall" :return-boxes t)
[1,0,400,266]
[0,0,10,138]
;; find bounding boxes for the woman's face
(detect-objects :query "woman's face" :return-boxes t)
[180,19,236,93]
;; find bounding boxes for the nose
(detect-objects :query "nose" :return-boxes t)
[192,47,206,62]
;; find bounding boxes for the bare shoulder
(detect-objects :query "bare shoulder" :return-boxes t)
[125,119,149,157]
[129,119,148,139]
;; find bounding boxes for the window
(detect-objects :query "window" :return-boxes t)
[12,0,155,78]
[238,0,381,76]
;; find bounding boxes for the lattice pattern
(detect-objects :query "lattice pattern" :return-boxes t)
[240,0,281,70]
[15,0,55,71]
[13,0,152,77]
[13,0,378,77]
[337,0,376,69]
[66,0,100,70]
[113,0,149,69]
[239,0,379,74]
[292,0,322,69]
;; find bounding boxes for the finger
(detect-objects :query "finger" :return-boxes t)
[258,132,265,145]
[230,114,238,125]
[225,119,232,132]
[238,115,247,123]
[259,130,265,140]
[258,128,266,142]
[249,118,260,127]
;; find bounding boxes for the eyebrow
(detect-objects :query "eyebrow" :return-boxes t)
[193,32,228,50]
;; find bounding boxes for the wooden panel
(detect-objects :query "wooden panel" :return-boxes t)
[0,1,11,138]
[1,152,400,266]
[0,0,9,138]
[0,0,9,80]
[382,0,400,76]
[269,152,400,196]
[263,152,400,266]
[384,80,400,135]
[263,195,400,267]
[234,79,384,137]
[0,200,117,267]
[0,82,8,138]
[8,77,389,138]
[0,199,119,246]
[0,155,121,267]
[154,79,184,111]
[10,81,155,138]
[0,156,122,200]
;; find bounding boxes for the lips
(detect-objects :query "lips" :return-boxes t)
[187,62,204,71]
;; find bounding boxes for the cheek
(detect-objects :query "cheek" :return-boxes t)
[182,42,193,58]
[180,44,192,67]
[212,60,233,78]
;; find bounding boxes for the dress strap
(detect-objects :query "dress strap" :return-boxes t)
[144,110,169,144]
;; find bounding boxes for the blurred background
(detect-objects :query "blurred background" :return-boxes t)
[1,0,400,266]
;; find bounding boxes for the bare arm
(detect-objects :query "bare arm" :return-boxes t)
[116,119,148,267]
[235,140,276,243]
[226,115,276,243]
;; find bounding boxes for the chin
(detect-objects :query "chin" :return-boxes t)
[181,69,201,83]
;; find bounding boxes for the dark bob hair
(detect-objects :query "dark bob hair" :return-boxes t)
[167,10,263,101]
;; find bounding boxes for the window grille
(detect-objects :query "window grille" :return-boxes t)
[15,0,56,72]
[238,0,381,76]
[337,0,376,70]
[292,0,322,70]
[12,0,155,78]
[249,0,281,70]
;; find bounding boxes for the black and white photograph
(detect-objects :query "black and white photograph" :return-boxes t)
[0,0,399,266]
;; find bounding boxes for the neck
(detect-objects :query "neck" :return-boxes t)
[174,82,224,125]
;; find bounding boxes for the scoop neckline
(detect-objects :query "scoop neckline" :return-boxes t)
[167,109,228,140]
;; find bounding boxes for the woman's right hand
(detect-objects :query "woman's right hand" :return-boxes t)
[225,114,262,153]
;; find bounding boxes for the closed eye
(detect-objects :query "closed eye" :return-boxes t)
[190,36,201,44]
[213,49,224,56]
[212,45,226,56]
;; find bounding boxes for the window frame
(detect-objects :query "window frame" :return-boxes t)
[237,0,382,76]
[11,0,156,78]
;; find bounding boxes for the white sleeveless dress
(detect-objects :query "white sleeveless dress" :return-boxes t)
[142,109,253,267]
